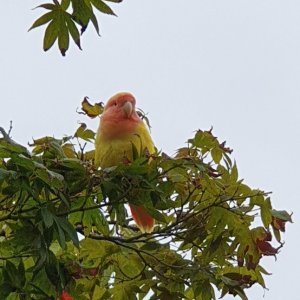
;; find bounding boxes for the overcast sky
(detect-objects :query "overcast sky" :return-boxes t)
[1,1,299,299]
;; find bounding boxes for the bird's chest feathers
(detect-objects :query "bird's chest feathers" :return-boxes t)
[101,118,139,140]
[96,119,147,168]
[96,133,144,168]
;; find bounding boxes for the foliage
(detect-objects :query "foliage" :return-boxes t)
[0,100,292,300]
[29,0,123,56]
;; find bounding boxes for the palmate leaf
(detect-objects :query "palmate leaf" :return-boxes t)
[29,0,121,55]
[81,97,104,118]
[74,123,95,142]
[29,2,79,56]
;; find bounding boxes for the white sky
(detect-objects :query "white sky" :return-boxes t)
[1,1,299,299]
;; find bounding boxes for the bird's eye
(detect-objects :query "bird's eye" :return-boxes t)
[113,102,117,106]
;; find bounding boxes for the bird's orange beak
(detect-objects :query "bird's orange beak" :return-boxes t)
[123,101,133,118]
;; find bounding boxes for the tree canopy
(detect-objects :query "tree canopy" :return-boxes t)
[0,100,292,299]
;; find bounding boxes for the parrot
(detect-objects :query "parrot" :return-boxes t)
[95,92,155,233]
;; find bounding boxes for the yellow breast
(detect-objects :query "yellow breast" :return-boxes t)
[95,122,155,168]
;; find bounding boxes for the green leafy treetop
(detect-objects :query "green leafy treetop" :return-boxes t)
[0,99,292,299]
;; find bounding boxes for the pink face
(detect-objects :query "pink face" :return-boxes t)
[104,93,138,120]
[100,93,141,138]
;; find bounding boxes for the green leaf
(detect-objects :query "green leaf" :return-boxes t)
[0,169,17,181]
[11,154,35,170]
[81,97,103,118]
[74,123,95,141]
[140,242,161,251]
[0,140,29,155]
[54,219,66,249]
[61,0,71,10]
[36,3,57,10]
[0,283,14,299]
[261,197,272,228]
[91,0,116,15]
[230,161,238,182]
[83,208,110,236]
[71,0,93,33]
[54,216,79,248]
[255,266,267,288]
[110,282,141,300]
[4,261,25,290]
[41,207,54,228]
[80,238,120,260]
[234,287,248,300]
[66,15,82,49]
[144,205,166,223]
[45,251,60,286]
[211,147,222,164]
[58,12,69,56]
[272,226,281,242]
[89,9,100,35]
[43,19,59,51]
[271,209,293,222]
[17,261,26,288]
[4,261,18,283]
[29,11,55,31]
[35,168,64,189]
[30,267,57,297]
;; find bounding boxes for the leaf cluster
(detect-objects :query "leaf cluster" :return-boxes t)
[29,0,122,56]
[0,103,292,299]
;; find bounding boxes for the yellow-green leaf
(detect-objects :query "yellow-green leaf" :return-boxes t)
[91,0,116,16]
[58,12,69,56]
[29,11,55,31]
[43,19,59,51]
[81,97,104,118]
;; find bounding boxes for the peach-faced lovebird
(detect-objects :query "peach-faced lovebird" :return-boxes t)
[95,92,155,233]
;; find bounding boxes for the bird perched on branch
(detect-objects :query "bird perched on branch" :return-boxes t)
[95,92,155,233]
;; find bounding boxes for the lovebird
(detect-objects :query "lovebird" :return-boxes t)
[95,92,155,233]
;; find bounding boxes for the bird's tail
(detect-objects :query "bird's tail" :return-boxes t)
[129,204,154,233]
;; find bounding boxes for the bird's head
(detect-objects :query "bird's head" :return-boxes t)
[103,92,140,121]
[100,92,141,138]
